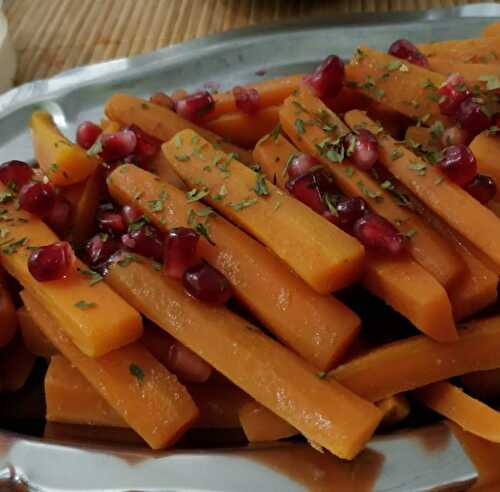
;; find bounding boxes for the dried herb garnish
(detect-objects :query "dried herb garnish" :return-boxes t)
[129,363,144,383]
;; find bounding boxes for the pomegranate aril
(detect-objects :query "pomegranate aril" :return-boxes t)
[303,55,345,99]
[465,174,497,204]
[232,86,260,113]
[0,160,33,191]
[85,234,121,267]
[441,126,471,147]
[121,204,143,226]
[287,154,319,178]
[76,121,103,150]
[149,91,175,110]
[343,129,378,171]
[164,227,199,279]
[353,213,405,255]
[127,125,161,166]
[183,263,233,304]
[336,197,368,230]
[121,225,163,260]
[438,74,471,117]
[438,145,477,187]
[456,98,491,136]
[19,182,56,217]
[388,39,429,68]
[44,197,71,236]
[175,91,214,121]
[98,212,126,234]
[28,242,75,282]
[286,172,327,214]
[167,342,212,383]
[99,129,137,163]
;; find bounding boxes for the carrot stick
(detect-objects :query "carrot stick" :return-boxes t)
[462,369,500,400]
[0,279,18,349]
[149,151,186,190]
[17,306,56,358]
[405,126,435,148]
[0,186,143,357]
[417,37,500,64]
[470,131,500,201]
[202,106,279,148]
[377,395,410,428]
[483,22,500,38]
[163,130,365,294]
[0,334,35,391]
[22,290,199,449]
[107,165,360,370]
[105,258,382,460]
[331,315,500,402]
[427,58,500,89]
[105,94,254,165]
[345,109,500,272]
[488,199,500,218]
[414,381,500,443]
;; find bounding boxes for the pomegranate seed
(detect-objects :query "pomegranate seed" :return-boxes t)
[183,263,233,304]
[149,91,175,110]
[121,205,143,226]
[286,172,327,214]
[126,125,161,166]
[99,129,137,163]
[438,74,471,117]
[44,197,71,235]
[388,39,429,68]
[121,225,163,259]
[336,197,368,231]
[287,154,319,178]
[0,160,33,191]
[303,55,345,99]
[232,86,260,113]
[28,242,75,282]
[441,126,471,147]
[456,99,491,136]
[98,212,126,234]
[19,182,56,217]
[343,128,379,171]
[164,227,199,279]
[76,121,102,150]
[85,234,121,267]
[175,91,214,121]
[353,213,404,255]
[167,341,212,383]
[465,174,497,204]
[438,145,477,186]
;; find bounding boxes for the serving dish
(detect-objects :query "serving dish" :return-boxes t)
[0,4,499,490]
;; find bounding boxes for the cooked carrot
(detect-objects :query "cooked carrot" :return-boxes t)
[149,151,186,189]
[417,37,500,64]
[164,130,365,294]
[345,109,500,272]
[428,58,500,89]
[488,200,500,217]
[17,306,56,358]
[470,131,500,201]
[30,112,100,186]
[405,126,434,147]
[377,395,410,428]
[366,101,411,139]
[0,334,36,391]
[345,46,447,125]
[414,381,500,443]
[461,369,500,400]
[279,89,464,291]
[238,401,297,442]
[105,94,253,165]
[105,259,382,459]
[483,22,500,38]
[202,106,279,148]
[108,165,360,370]
[0,279,18,348]
[100,118,121,133]
[22,290,198,449]
[332,315,500,402]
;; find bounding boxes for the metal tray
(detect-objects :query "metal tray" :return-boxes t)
[0,4,499,491]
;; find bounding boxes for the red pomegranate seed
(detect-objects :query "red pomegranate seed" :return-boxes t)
[175,91,214,121]
[121,225,163,259]
[343,129,379,171]
[183,263,233,304]
[437,74,471,117]
[353,213,404,255]
[232,86,260,113]
[303,55,345,99]
[121,204,143,226]
[19,182,56,217]
[167,341,212,383]
[99,129,137,163]
[164,227,199,279]
[44,197,71,235]
[287,154,319,178]
[456,98,491,136]
[149,91,175,110]
[0,160,33,191]
[388,39,429,68]
[465,174,497,204]
[76,121,102,150]
[438,145,477,187]
[85,234,121,267]
[28,242,75,282]
[286,172,327,214]
[336,197,368,231]
[441,126,471,147]
[126,125,161,166]
[98,212,126,234]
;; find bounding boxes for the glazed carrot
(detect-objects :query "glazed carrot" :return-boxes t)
[164,130,365,294]
[470,132,500,201]
[428,58,500,89]
[462,369,500,400]
[105,259,382,459]
[149,151,186,189]
[108,165,360,370]
[366,101,411,138]
[22,290,198,449]
[331,315,500,402]
[105,94,254,165]
[279,89,464,291]
[17,306,56,358]
[0,185,143,357]
[238,401,297,442]
[30,112,100,186]
[488,200,500,217]
[0,279,18,348]
[414,381,500,443]
[345,110,500,272]
[100,118,121,133]
[405,126,434,147]
[377,395,410,428]
[483,22,500,38]
[417,37,500,64]
[345,46,447,125]
[202,106,280,148]
[0,334,36,391]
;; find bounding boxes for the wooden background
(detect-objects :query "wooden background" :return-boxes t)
[4,0,497,84]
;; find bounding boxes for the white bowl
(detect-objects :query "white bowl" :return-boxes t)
[0,7,16,93]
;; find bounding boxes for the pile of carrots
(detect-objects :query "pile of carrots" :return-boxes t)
[0,20,500,467]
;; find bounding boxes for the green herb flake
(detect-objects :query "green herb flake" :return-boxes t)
[254,173,269,197]
[357,181,383,201]
[295,118,305,138]
[421,79,437,90]
[213,184,228,202]
[49,163,59,173]
[151,260,162,272]
[409,161,427,176]
[487,126,500,136]
[0,191,14,204]
[87,139,103,157]
[186,188,209,203]
[147,190,168,212]
[174,135,182,148]
[404,228,417,239]
[429,121,445,138]
[77,267,103,286]
[323,193,339,217]
[282,153,298,177]
[380,180,394,190]
[187,209,215,246]
[316,371,328,380]
[175,154,190,162]
[479,75,500,92]
[343,166,354,177]
[117,253,140,268]
[434,176,444,185]
[129,363,144,383]
[390,148,403,161]
[74,300,97,310]
[230,198,258,211]
[387,60,403,72]
[1,237,27,255]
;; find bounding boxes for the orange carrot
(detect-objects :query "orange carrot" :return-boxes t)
[462,369,500,400]
[417,37,500,64]
[405,126,435,147]
[22,290,198,449]
[105,258,382,460]
[345,109,500,272]
[164,130,365,294]
[428,58,500,89]
[0,334,35,391]
[377,395,410,427]
[483,22,500,38]
[366,100,412,138]
[17,306,56,358]
[149,151,186,189]
[0,279,18,348]
[470,131,500,201]
[488,199,500,217]
[107,164,360,370]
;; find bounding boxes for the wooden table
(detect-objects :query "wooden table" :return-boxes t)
[4,0,492,84]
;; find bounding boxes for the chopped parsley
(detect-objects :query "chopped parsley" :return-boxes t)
[404,228,417,239]
[429,121,445,139]
[213,184,228,202]
[129,363,144,383]
[174,135,182,148]
[77,267,103,286]
[87,139,103,157]
[434,176,444,185]
[49,163,59,173]
[117,253,140,267]
[479,75,500,92]
[74,300,97,310]
[188,209,215,245]
[0,191,14,204]
[186,188,209,203]
[174,154,190,162]
[147,190,168,212]
[282,153,298,177]
[1,237,27,255]
[390,148,403,161]
[295,118,305,137]
[357,181,383,201]
[151,260,162,271]
[409,161,427,176]
[380,180,395,190]
[230,198,258,211]
[343,166,354,177]
[254,173,269,197]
